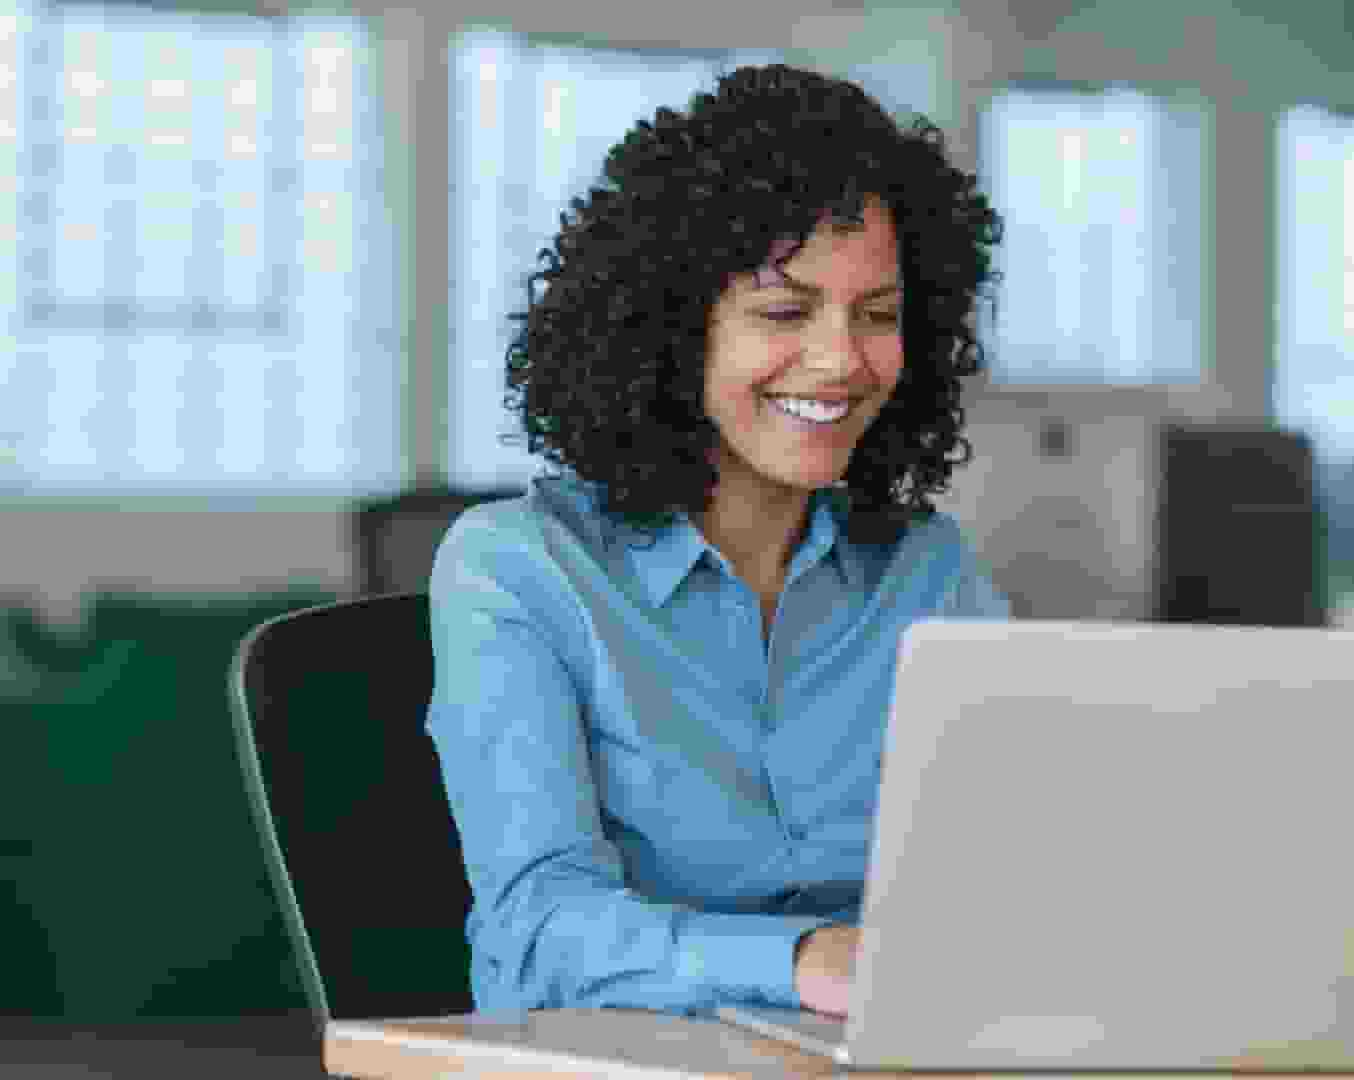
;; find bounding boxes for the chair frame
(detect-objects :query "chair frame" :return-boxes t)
[226,594,423,1034]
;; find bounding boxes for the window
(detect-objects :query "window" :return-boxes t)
[1275,103,1354,589]
[0,0,399,498]
[446,27,783,490]
[1276,104,1354,466]
[975,83,1208,385]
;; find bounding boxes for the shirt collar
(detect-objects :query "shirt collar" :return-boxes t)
[531,465,859,611]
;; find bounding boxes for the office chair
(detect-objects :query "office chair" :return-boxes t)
[351,486,524,597]
[228,591,474,1037]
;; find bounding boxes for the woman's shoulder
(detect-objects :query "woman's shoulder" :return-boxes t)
[429,467,616,584]
[425,470,629,673]
[874,506,985,576]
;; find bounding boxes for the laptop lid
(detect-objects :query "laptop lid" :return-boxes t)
[846,617,1354,1072]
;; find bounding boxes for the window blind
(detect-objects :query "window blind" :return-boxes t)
[1276,102,1354,576]
[1276,103,1354,466]
[0,0,400,498]
[975,84,1208,386]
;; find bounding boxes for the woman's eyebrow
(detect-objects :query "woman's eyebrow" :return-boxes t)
[752,268,902,299]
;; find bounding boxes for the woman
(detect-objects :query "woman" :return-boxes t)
[426,63,1008,1018]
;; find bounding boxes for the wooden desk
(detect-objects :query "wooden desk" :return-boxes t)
[324,1010,1271,1078]
[325,1010,838,1078]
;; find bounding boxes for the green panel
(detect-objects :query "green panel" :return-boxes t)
[2,587,338,1020]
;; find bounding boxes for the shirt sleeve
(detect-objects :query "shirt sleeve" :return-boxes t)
[425,518,840,1016]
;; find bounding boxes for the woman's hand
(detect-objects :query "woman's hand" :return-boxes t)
[792,924,861,1016]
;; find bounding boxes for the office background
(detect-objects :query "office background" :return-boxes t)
[2,0,1352,1022]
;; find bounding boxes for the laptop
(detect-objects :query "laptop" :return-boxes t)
[717,616,1354,1070]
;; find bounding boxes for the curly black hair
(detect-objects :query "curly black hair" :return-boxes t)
[499,62,1004,547]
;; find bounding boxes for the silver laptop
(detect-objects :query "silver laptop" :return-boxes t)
[718,616,1354,1070]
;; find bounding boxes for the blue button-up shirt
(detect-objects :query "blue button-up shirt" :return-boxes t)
[426,465,1010,1016]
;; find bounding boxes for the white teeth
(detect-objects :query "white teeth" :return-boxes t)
[767,396,851,422]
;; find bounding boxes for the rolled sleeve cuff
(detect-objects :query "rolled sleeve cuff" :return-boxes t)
[677,912,843,1009]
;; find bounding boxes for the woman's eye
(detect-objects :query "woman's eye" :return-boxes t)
[759,309,899,325]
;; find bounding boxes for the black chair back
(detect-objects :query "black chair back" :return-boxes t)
[228,591,474,1035]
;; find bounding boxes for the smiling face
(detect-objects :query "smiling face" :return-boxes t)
[702,192,906,505]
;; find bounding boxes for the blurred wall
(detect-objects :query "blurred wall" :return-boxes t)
[3,0,1352,624]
